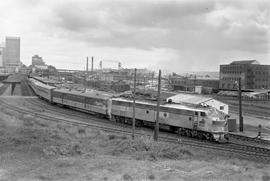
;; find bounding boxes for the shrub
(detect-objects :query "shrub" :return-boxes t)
[122,173,133,181]
[110,136,193,161]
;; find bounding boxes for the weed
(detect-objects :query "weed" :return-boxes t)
[55,161,75,168]
[108,134,127,140]
[109,136,193,161]
[262,174,270,181]
[36,175,53,181]
[122,173,133,181]
[78,127,86,134]
[148,174,155,180]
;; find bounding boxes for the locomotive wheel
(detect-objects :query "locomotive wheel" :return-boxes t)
[127,119,132,125]
[135,120,142,127]
[186,130,192,137]
[170,126,178,133]
[197,132,203,139]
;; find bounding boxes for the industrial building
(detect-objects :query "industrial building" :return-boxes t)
[166,93,229,115]
[169,74,219,93]
[219,60,270,90]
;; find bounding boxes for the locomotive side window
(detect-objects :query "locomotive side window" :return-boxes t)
[146,110,149,114]
[164,113,167,117]
[195,112,198,116]
[200,112,206,117]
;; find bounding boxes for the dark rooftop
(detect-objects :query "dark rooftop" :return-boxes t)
[230,60,260,65]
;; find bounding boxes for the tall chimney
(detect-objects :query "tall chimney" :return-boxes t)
[91,56,94,74]
[86,56,89,76]
[99,61,102,70]
[118,62,121,69]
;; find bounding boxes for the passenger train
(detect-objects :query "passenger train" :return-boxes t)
[28,77,228,142]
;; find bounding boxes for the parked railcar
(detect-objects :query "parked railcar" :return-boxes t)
[28,78,55,102]
[111,98,228,142]
[52,89,113,118]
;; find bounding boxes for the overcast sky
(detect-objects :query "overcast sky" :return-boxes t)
[0,0,269,73]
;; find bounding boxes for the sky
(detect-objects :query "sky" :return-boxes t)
[0,0,269,73]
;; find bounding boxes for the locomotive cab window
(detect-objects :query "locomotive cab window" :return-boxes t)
[200,112,206,117]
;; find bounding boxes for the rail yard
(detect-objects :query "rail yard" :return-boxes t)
[0,73,269,180]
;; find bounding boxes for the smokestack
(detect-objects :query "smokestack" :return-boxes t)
[91,56,94,74]
[86,56,89,76]
[118,62,121,69]
[99,61,102,70]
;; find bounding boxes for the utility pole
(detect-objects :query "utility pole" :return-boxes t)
[144,76,146,93]
[152,71,154,87]
[193,74,196,92]
[238,77,243,132]
[132,68,137,139]
[154,69,161,141]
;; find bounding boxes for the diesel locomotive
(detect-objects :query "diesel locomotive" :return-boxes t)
[28,77,228,142]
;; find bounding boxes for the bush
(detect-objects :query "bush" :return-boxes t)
[122,173,133,181]
[110,136,193,161]
[43,142,83,157]
[108,134,127,140]
[78,127,86,134]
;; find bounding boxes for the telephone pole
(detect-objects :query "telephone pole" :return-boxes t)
[238,77,243,132]
[132,68,137,139]
[154,69,161,141]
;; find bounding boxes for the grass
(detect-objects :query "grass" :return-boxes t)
[107,135,193,161]
[0,103,270,180]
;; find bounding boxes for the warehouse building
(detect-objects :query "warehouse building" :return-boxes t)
[219,60,270,90]
[169,74,219,93]
[166,93,229,115]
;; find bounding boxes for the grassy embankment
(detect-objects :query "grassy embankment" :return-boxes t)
[0,105,270,181]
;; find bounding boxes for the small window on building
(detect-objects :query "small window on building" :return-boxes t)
[195,112,198,116]
[220,106,224,110]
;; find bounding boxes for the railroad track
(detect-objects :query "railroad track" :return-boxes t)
[0,98,270,162]
[227,133,270,148]
[26,98,270,147]
[20,77,35,96]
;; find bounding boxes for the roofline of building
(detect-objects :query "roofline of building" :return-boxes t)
[6,36,20,39]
